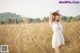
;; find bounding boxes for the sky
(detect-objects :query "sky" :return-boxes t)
[0,0,80,18]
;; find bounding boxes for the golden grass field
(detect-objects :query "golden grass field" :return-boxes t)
[0,21,80,53]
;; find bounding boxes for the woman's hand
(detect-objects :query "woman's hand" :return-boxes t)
[50,12,53,15]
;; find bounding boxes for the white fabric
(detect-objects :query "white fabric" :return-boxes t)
[49,21,65,48]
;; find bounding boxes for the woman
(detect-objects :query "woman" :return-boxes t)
[49,11,65,53]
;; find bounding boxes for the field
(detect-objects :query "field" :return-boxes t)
[0,21,80,53]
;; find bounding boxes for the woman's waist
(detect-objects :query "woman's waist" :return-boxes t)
[53,31,62,33]
[53,32,63,35]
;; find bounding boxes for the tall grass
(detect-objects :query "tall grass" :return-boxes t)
[0,21,80,53]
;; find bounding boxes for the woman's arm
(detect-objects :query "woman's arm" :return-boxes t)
[49,12,53,29]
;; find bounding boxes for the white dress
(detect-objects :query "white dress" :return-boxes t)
[49,21,65,48]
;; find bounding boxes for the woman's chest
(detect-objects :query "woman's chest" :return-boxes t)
[52,23,63,31]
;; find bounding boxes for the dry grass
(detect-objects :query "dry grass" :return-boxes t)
[0,21,80,53]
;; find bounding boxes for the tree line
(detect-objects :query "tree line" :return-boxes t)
[0,12,80,24]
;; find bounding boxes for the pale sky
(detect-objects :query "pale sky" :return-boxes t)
[0,0,80,18]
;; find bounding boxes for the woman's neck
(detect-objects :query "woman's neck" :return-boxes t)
[54,20,59,23]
